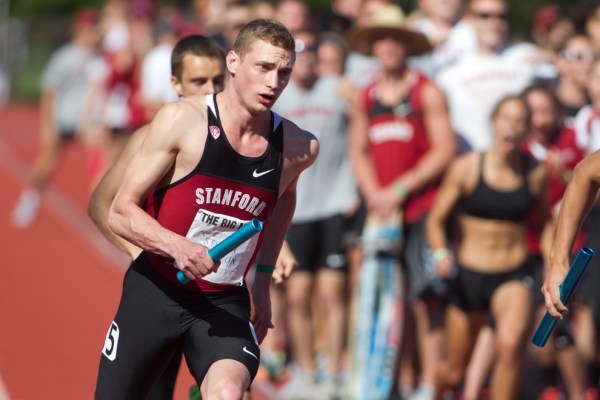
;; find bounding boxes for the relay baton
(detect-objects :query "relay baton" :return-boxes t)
[176,218,263,284]
[531,246,595,347]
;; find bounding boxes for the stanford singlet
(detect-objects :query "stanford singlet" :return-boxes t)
[145,93,284,292]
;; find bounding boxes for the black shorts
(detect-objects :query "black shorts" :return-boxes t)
[95,254,260,399]
[287,214,350,272]
[58,129,77,141]
[449,258,534,312]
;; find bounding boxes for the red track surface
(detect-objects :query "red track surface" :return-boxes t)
[0,103,198,399]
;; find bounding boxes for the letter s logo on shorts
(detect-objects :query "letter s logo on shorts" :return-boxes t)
[102,321,120,361]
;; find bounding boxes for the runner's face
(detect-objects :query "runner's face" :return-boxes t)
[228,39,294,112]
[173,55,225,97]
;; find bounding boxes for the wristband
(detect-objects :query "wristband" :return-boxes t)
[432,248,452,263]
[393,181,409,199]
[256,264,275,274]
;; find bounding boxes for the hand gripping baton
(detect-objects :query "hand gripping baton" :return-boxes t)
[176,218,263,284]
[531,246,595,347]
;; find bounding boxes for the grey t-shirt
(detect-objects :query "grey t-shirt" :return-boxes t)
[274,75,358,222]
[41,42,98,133]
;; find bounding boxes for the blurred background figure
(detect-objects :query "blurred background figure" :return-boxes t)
[348,4,455,398]
[408,0,478,79]
[274,28,359,400]
[426,95,550,400]
[210,1,254,51]
[11,8,102,228]
[317,31,349,76]
[139,5,187,121]
[552,33,594,124]
[344,0,389,90]
[577,0,600,53]
[274,0,311,33]
[531,4,575,58]
[437,0,552,154]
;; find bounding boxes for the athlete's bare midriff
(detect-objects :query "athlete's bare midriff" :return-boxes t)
[456,213,529,273]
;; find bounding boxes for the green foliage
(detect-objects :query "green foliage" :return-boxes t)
[10,0,105,17]
[11,39,51,100]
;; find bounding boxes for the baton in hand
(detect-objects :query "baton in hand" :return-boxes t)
[531,246,595,347]
[177,218,263,284]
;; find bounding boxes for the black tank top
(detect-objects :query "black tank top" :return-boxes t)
[460,153,534,221]
[146,93,284,292]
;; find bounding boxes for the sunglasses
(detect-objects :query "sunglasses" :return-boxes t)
[560,50,599,62]
[473,11,508,20]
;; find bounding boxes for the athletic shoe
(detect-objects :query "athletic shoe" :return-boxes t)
[408,384,435,400]
[315,352,330,383]
[314,377,341,400]
[278,366,318,400]
[11,188,41,228]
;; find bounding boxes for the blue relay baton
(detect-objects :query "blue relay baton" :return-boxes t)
[531,246,595,347]
[176,218,263,284]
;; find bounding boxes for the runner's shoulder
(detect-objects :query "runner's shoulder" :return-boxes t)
[281,118,319,168]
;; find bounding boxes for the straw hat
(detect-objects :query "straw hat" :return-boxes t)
[347,4,432,56]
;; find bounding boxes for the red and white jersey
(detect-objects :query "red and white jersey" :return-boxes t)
[362,71,438,223]
[146,94,284,292]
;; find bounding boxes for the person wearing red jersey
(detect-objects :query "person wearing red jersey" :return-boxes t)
[96,19,318,400]
[348,4,456,398]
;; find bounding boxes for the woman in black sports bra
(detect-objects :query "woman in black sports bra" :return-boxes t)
[425,96,551,399]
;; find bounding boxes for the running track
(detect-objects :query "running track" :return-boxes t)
[0,103,278,400]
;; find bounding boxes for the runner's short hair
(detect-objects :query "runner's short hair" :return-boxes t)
[171,35,225,80]
[232,19,295,60]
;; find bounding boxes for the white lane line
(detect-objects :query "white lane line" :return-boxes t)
[0,372,9,400]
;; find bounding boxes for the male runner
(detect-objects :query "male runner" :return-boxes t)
[96,19,318,400]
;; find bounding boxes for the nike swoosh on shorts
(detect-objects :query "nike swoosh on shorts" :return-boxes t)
[243,346,259,361]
